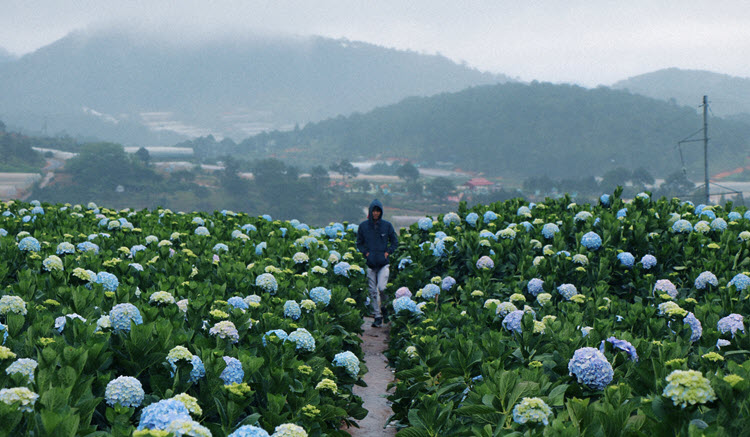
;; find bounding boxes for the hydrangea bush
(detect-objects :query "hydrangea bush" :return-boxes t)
[386,191,750,436]
[0,200,368,436]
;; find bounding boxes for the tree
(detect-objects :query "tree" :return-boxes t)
[135,147,150,164]
[65,142,132,189]
[659,171,696,197]
[600,167,632,191]
[219,156,249,196]
[396,161,420,182]
[631,167,655,186]
[310,165,330,189]
[427,177,455,200]
[330,159,359,180]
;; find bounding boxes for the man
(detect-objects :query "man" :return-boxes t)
[357,199,398,327]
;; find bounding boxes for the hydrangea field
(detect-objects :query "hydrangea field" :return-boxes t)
[387,188,750,436]
[3,189,750,436]
[0,200,369,436]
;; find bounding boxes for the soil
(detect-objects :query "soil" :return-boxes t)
[345,317,398,437]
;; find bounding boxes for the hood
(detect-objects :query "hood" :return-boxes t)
[368,198,384,220]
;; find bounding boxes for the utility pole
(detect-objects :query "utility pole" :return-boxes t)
[703,95,709,204]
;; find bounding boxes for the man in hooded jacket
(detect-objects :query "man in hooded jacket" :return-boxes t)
[357,199,398,327]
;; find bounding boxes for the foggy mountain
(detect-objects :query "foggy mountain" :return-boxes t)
[613,68,750,118]
[0,28,509,145]
[0,47,16,63]
[235,81,750,179]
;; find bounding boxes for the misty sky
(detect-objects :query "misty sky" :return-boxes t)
[3,0,750,86]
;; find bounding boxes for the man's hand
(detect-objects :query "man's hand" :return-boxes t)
[365,252,369,257]
[385,252,389,259]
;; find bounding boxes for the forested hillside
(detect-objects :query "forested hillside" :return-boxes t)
[235,81,750,179]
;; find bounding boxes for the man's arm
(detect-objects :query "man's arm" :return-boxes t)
[386,223,399,255]
[356,224,367,255]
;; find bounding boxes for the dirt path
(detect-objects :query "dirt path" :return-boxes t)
[346,317,397,437]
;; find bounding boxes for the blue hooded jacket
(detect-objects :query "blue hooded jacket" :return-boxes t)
[357,199,398,268]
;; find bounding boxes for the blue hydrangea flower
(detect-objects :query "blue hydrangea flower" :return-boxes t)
[517,206,532,217]
[242,223,257,233]
[502,310,524,334]
[392,296,421,314]
[728,211,742,221]
[527,278,544,296]
[227,296,249,310]
[229,425,271,437]
[700,209,716,220]
[443,212,460,226]
[672,219,693,233]
[191,217,205,226]
[284,300,301,320]
[581,232,602,250]
[728,273,750,291]
[165,419,212,437]
[557,284,578,301]
[600,194,610,205]
[261,214,272,221]
[256,273,278,293]
[129,244,147,258]
[421,284,440,300]
[654,279,678,299]
[476,256,494,270]
[416,217,433,231]
[441,276,456,291]
[0,228,7,236]
[96,272,119,292]
[110,303,143,333]
[512,397,553,426]
[220,356,244,385]
[465,212,479,227]
[194,226,210,236]
[744,210,750,221]
[188,355,205,383]
[568,347,614,391]
[137,399,191,430]
[56,242,75,255]
[574,211,593,222]
[77,241,99,254]
[710,218,727,231]
[262,329,288,346]
[255,241,267,255]
[483,211,497,222]
[684,312,702,343]
[601,337,638,362]
[479,230,497,240]
[616,208,628,219]
[636,192,650,201]
[6,358,38,383]
[541,223,559,239]
[309,287,331,306]
[640,254,657,269]
[718,314,745,337]
[617,252,635,268]
[333,262,351,277]
[519,221,533,232]
[105,376,144,408]
[694,271,718,289]
[287,328,316,352]
[18,236,41,252]
[332,351,360,378]
[213,243,229,253]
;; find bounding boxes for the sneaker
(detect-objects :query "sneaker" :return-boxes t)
[371,317,383,328]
